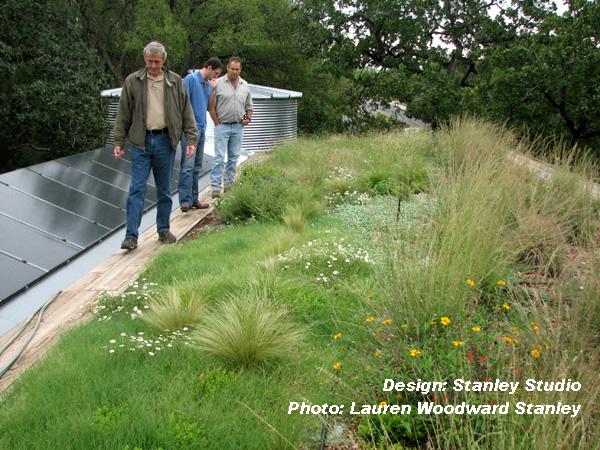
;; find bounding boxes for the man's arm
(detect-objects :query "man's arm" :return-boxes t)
[113,78,132,159]
[180,79,198,157]
[208,89,219,125]
[245,86,253,120]
[242,87,253,126]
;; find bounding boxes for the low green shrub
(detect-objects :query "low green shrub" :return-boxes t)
[358,409,427,448]
[160,412,208,449]
[214,165,294,223]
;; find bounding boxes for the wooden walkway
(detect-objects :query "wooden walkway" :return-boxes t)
[0,192,213,394]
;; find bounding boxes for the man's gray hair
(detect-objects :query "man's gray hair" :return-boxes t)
[143,41,167,61]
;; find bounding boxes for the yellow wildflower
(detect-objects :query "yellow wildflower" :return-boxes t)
[332,362,342,370]
[409,349,422,357]
[502,336,514,345]
[530,349,541,359]
[471,326,481,332]
[366,316,375,324]
[496,280,507,286]
[374,350,382,357]
[365,365,372,372]
[383,319,393,325]
[531,321,539,334]
[379,401,387,407]
[452,340,464,347]
[401,324,408,330]
[502,303,511,311]
[333,332,343,341]
[440,316,451,326]
[466,278,476,287]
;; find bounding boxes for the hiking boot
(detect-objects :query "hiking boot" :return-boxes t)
[180,202,191,213]
[158,230,176,244]
[120,236,138,250]
[211,190,221,199]
[192,200,210,209]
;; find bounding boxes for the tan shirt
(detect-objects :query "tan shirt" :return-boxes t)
[146,74,167,130]
[214,76,253,123]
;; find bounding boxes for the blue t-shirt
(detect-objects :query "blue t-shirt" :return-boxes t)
[183,70,212,130]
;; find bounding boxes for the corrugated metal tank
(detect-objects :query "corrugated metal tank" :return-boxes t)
[102,82,302,152]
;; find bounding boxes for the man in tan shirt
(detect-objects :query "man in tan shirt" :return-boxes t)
[113,41,198,250]
[208,56,253,197]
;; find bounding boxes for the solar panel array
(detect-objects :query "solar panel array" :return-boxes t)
[0,145,212,304]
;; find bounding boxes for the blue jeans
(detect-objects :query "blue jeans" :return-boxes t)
[126,133,175,239]
[210,123,243,190]
[178,128,205,205]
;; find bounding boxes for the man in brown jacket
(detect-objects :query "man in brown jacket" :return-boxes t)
[113,41,198,250]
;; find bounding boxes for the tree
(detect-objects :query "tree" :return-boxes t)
[477,1,600,149]
[299,0,600,153]
[0,0,109,173]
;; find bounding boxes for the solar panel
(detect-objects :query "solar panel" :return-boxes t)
[0,170,125,229]
[0,214,80,270]
[29,161,151,209]
[0,253,46,301]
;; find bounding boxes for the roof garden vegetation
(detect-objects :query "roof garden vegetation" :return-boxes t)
[0,119,599,448]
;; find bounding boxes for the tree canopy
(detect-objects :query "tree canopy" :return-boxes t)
[0,0,598,173]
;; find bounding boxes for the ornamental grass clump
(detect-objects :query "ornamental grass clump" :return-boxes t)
[141,284,206,333]
[282,199,322,233]
[191,295,304,368]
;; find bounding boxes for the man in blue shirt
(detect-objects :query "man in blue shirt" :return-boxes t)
[179,57,223,211]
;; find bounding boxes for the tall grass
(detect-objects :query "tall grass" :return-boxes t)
[375,117,600,448]
[381,118,523,323]
[141,283,206,332]
[191,293,304,368]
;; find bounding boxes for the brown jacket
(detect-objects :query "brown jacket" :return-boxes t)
[113,68,198,151]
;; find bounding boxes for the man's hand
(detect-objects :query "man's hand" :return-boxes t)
[113,146,124,159]
[241,118,251,126]
[209,78,217,88]
[185,145,196,158]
